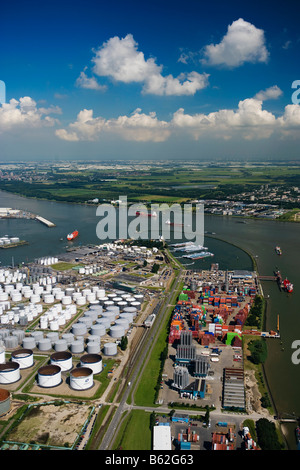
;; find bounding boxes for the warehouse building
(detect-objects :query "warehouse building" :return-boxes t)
[222,368,245,410]
[153,424,172,450]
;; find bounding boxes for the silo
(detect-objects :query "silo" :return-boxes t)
[87,342,101,354]
[84,310,98,322]
[50,351,73,371]
[110,325,125,339]
[119,312,134,324]
[38,338,52,351]
[115,318,129,330]
[0,362,20,384]
[76,296,86,306]
[91,324,106,337]
[4,336,19,349]
[38,365,62,388]
[130,301,141,310]
[103,342,118,356]
[101,310,116,322]
[46,332,59,344]
[0,389,11,416]
[78,317,93,328]
[11,349,34,369]
[96,318,110,329]
[117,301,128,311]
[70,367,93,390]
[72,322,87,337]
[70,340,85,354]
[80,354,102,374]
[44,294,54,304]
[123,306,138,316]
[62,333,74,346]
[54,339,68,352]
[22,336,36,349]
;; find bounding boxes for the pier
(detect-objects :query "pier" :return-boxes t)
[35,215,56,227]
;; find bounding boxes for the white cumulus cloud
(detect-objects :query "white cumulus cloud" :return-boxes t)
[254,85,283,101]
[0,97,61,131]
[201,18,269,67]
[90,34,209,96]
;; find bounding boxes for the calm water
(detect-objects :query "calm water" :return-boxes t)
[0,190,299,448]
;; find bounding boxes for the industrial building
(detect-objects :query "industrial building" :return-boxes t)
[153,424,172,450]
[222,368,245,410]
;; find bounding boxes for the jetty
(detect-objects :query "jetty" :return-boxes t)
[35,215,56,227]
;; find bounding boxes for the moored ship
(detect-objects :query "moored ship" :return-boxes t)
[283,278,293,293]
[67,230,79,241]
[183,251,214,260]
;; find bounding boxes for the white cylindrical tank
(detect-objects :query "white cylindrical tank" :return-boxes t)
[38,338,52,351]
[11,349,34,369]
[50,351,73,371]
[72,323,87,336]
[0,362,20,384]
[70,340,85,354]
[103,342,118,356]
[110,325,125,338]
[54,339,68,352]
[22,337,36,349]
[38,365,62,387]
[80,354,102,375]
[70,367,93,390]
[87,342,101,354]
[91,324,106,337]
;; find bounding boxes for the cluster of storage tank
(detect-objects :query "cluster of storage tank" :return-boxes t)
[0,236,20,246]
[98,242,155,258]
[0,345,103,390]
[38,257,58,265]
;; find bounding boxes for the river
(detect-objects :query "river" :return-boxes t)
[0,190,299,448]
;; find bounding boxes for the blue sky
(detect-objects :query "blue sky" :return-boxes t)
[1,0,300,161]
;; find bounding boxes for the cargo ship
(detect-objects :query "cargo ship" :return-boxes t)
[67,230,79,241]
[183,251,214,260]
[283,278,293,293]
[275,246,282,255]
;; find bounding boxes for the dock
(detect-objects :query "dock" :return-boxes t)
[35,215,56,227]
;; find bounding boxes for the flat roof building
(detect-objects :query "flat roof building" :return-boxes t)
[153,425,172,450]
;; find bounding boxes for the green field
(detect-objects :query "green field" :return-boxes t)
[113,410,152,450]
[1,162,300,207]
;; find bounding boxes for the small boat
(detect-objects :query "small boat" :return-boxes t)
[67,230,79,241]
[275,246,282,255]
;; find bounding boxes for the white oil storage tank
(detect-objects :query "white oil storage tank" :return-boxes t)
[50,351,73,371]
[110,325,125,338]
[103,342,118,356]
[38,365,62,388]
[70,367,93,390]
[11,349,34,369]
[80,354,102,374]
[0,362,20,384]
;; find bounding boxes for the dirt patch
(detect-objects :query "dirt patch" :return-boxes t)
[7,402,91,448]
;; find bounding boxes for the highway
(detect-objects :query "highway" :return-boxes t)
[98,266,183,450]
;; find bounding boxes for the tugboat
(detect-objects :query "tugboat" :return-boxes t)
[67,230,79,241]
